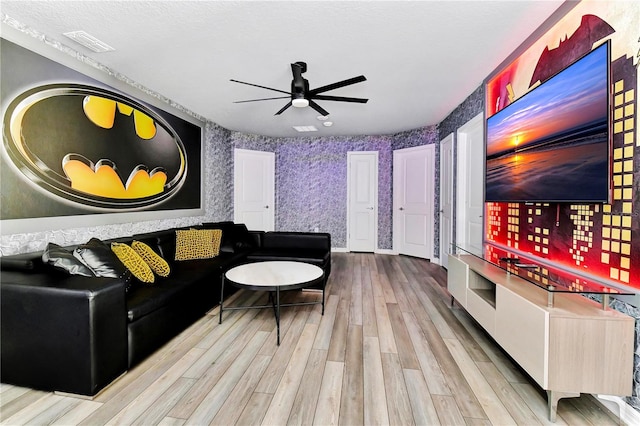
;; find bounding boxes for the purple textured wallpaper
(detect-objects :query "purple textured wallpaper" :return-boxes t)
[231,129,438,250]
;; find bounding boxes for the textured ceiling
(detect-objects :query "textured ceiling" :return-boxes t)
[0,1,565,137]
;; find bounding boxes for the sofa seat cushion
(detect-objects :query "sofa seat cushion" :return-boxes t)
[245,248,329,267]
[126,254,238,322]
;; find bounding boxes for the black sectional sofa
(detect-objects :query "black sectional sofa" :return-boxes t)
[0,221,331,397]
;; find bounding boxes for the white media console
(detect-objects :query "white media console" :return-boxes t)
[447,249,634,421]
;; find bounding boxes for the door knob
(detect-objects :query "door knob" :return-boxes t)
[399,207,404,211]
[367,207,374,210]
[264,205,269,209]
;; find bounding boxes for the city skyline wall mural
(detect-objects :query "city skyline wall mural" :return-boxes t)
[484,3,639,290]
[1,38,202,227]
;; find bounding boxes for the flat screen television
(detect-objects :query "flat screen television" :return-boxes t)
[485,41,611,203]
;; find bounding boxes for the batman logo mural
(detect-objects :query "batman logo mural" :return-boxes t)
[3,84,188,210]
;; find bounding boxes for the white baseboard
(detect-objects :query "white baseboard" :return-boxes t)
[331,248,397,254]
[374,249,397,255]
[597,394,640,425]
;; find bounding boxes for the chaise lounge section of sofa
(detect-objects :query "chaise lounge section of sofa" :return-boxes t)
[0,222,331,397]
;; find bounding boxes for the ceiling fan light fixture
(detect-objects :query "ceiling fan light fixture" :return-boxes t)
[292,98,309,108]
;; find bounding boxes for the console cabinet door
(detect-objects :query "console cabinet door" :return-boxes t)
[447,255,468,307]
[495,285,549,388]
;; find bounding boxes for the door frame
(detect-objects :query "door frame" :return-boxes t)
[439,133,454,267]
[392,144,435,259]
[346,151,378,252]
[233,148,275,231]
[455,112,484,253]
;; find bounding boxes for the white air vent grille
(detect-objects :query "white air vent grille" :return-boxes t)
[63,30,114,52]
[293,126,318,132]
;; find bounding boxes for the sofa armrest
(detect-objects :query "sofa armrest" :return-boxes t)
[0,272,128,396]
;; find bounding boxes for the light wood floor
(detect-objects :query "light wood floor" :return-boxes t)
[1,253,622,425]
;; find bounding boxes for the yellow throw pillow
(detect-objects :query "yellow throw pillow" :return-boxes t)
[131,240,171,278]
[175,229,219,261]
[210,229,222,257]
[111,242,155,284]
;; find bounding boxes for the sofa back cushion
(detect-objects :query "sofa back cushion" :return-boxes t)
[132,230,177,262]
[261,232,331,251]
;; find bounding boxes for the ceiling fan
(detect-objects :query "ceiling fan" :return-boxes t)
[230,61,368,117]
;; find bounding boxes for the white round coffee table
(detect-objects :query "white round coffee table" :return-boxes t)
[219,261,325,345]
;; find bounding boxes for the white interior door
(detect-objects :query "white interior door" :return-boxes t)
[440,133,454,268]
[393,145,435,259]
[234,149,275,231]
[456,113,484,255]
[348,151,378,252]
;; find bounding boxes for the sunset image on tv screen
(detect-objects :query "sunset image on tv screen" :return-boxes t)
[485,42,610,203]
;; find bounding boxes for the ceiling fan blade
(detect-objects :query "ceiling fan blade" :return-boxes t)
[308,75,367,95]
[312,94,369,104]
[275,101,293,115]
[230,79,291,95]
[308,100,330,117]
[234,96,291,103]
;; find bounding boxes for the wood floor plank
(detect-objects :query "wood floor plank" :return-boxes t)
[261,323,318,425]
[156,417,186,426]
[186,331,270,425]
[89,316,211,406]
[403,368,441,426]
[376,260,397,304]
[451,307,527,382]
[339,325,364,426]
[510,382,567,426]
[104,347,205,426]
[403,271,458,341]
[24,396,79,426]
[312,361,343,426]
[381,353,414,426]
[197,290,265,349]
[313,294,340,350]
[566,395,619,425]
[0,389,48,421]
[258,301,312,357]
[183,306,262,379]
[373,295,397,354]
[130,377,194,426]
[287,349,328,426]
[386,303,420,369]
[443,338,516,425]
[432,394,466,426]
[0,386,29,407]
[167,312,270,420]
[1,393,64,426]
[402,311,451,396]
[327,299,349,362]
[411,307,486,418]
[362,259,378,338]
[211,354,272,426]
[363,336,389,425]
[387,258,412,312]
[51,400,102,426]
[255,306,313,394]
[349,261,364,326]
[475,361,541,425]
[236,392,271,426]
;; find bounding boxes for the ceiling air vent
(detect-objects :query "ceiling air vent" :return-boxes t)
[63,30,115,52]
[293,126,318,132]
